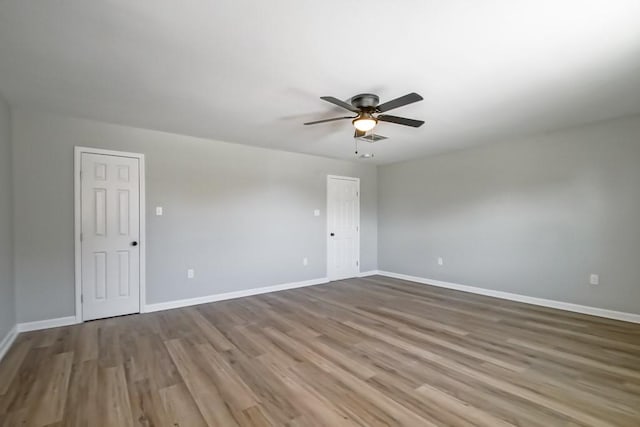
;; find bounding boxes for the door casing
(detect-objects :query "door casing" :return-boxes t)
[74,146,146,322]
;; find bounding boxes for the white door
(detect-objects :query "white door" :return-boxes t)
[81,153,141,320]
[327,176,360,280]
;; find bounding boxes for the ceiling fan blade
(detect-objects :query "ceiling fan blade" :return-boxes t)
[376,92,423,113]
[304,116,355,125]
[377,114,425,127]
[320,96,360,113]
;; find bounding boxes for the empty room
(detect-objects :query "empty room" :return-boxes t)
[1,1,639,426]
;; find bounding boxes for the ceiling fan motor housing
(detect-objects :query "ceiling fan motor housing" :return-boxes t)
[350,93,380,110]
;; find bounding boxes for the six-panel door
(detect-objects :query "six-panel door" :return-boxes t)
[81,153,140,321]
[327,177,360,280]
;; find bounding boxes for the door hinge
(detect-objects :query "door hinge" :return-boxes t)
[80,232,83,242]
[80,294,83,303]
[356,260,359,267]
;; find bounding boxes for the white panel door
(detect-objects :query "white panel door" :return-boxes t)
[327,176,360,280]
[81,153,140,320]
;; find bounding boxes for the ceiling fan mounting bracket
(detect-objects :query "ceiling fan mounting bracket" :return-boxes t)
[350,93,380,110]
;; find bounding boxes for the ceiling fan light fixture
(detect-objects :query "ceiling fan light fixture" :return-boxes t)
[353,114,377,132]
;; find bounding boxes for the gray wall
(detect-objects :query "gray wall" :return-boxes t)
[11,107,639,323]
[378,115,640,314]
[0,95,15,338]
[12,109,377,323]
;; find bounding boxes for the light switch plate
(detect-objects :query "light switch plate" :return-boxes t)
[314,209,320,217]
[155,206,163,216]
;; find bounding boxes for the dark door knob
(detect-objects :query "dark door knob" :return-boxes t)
[131,241,138,247]
[330,233,335,236]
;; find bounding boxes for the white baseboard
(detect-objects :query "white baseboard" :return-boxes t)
[17,316,79,333]
[377,271,640,324]
[144,277,330,313]
[358,270,380,277]
[0,325,18,362]
[9,277,331,334]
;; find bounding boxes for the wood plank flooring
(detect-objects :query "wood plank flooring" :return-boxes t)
[1,275,640,426]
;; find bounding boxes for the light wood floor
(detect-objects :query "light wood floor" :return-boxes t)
[1,276,640,426]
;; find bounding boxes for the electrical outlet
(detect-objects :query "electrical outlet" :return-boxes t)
[589,274,599,285]
[437,257,444,266]
[303,257,308,266]
[187,269,195,279]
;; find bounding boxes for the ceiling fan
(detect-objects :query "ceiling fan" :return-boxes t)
[304,92,425,139]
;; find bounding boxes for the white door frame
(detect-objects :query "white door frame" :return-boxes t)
[326,175,360,280]
[74,146,146,322]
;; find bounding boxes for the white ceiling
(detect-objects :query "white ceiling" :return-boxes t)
[1,1,639,164]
